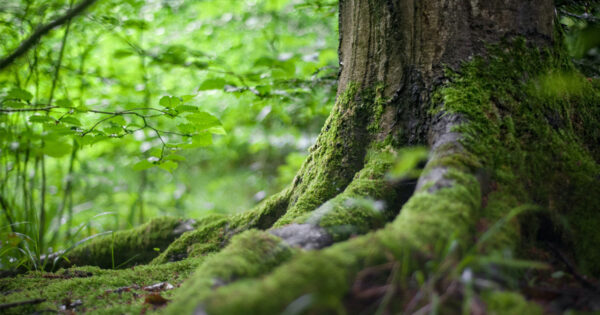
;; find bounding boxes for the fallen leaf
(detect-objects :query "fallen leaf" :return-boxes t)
[144,293,170,306]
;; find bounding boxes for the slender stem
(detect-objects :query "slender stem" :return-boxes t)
[0,194,15,232]
[39,152,48,257]
[53,140,78,244]
[138,171,147,224]
[22,145,30,220]
[39,1,73,254]
[48,5,73,105]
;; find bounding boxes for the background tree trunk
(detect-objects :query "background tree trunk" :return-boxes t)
[337,0,555,143]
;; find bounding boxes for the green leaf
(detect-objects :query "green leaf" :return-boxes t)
[110,115,127,126]
[177,123,195,134]
[122,19,148,29]
[77,134,108,146]
[186,111,222,130]
[113,49,134,59]
[60,117,81,126]
[180,95,196,103]
[45,124,74,135]
[75,105,90,113]
[29,115,55,123]
[126,123,143,130]
[7,88,33,102]
[133,160,155,171]
[165,154,186,161]
[56,99,72,107]
[158,160,178,173]
[207,126,226,135]
[159,96,181,108]
[279,59,297,76]
[192,133,212,147]
[148,148,162,158]
[192,61,209,69]
[103,126,123,134]
[253,56,276,67]
[43,140,72,158]
[3,100,25,108]
[198,78,226,91]
[176,105,199,113]
[160,45,187,64]
[255,85,272,95]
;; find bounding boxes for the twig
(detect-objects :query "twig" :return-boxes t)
[0,0,99,70]
[80,114,117,136]
[0,298,46,311]
[559,9,600,23]
[547,243,599,291]
[0,106,56,113]
[0,106,170,116]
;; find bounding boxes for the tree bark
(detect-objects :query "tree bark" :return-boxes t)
[337,0,554,143]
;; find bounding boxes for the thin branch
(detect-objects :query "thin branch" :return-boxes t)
[0,0,99,70]
[0,106,170,115]
[559,8,600,23]
[0,106,56,112]
[0,193,15,233]
[80,114,117,136]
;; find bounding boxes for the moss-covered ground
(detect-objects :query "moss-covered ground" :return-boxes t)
[0,258,203,314]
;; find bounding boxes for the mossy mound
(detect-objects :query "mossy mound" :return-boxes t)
[437,39,600,275]
[56,217,194,269]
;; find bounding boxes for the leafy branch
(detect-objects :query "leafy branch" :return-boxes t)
[0,0,99,70]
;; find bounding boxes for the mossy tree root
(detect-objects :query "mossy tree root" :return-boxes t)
[164,114,488,314]
[48,216,196,270]
[165,40,600,311]
[151,187,292,264]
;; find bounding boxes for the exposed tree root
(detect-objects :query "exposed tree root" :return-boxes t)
[164,112,485,314]
[49,216,196,269]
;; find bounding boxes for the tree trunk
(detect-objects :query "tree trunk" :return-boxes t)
[43,1,600,314]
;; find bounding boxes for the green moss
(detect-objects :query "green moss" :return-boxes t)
[365,83,387,133]
[164,230,295,314]
[164,159,481,314]
[292,149,398,240]
[482,291,542,315]
[388,168,481,249]
[195,238,368,315]
[275,82,391,226]
[437,39,600,275]
[58,216,189,269]
[337,81,359,108]
[152,188,291,264]
[0,258,203,314]
[151,217,229,264]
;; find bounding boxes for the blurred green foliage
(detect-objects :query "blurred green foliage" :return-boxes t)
[557,0,600,77]
[0,0,338,269]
